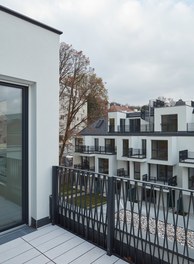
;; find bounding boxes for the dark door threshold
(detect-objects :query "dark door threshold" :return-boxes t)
[0,225,36,245]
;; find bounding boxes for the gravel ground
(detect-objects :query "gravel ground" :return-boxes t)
[117,210,194,249]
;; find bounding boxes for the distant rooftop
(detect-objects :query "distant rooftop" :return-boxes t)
[108,103,133,113]
[80,117,108,135]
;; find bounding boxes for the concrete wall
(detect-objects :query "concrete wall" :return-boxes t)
[154,105,193,132]
[0,8,61,224]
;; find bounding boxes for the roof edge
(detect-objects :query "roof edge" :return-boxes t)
[0,5,63,35]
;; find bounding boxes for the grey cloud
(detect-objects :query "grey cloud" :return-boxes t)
[1,0,194,105]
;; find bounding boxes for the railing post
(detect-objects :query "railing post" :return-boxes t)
[52,166,58,225]
[107,176,115,256]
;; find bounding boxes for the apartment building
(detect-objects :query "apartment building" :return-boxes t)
[73,99,194,212]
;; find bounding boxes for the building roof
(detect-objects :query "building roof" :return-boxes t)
[0,5,63,35]
[79,117,108,135]
[108,104,133,113]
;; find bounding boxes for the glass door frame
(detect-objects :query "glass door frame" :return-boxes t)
[0,81,28,229]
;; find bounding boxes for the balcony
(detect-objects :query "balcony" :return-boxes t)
[127,148,146,159]
[179,150,194,164]
[117,168,128,177]
[142,174,177,186]
[109,122,194,133]
[75,145,116,155]
[108,124,154,133]
[74,164,95,171]
[0,224,125,263]
[51,167,194,264]
[122,148,146,160]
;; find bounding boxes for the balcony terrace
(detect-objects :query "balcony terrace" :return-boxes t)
[142,174,177,186]
[109,124,154,133]
[123,148,146,159]
[51,167,194,264]
[179,150,194,164]
[75,145,116,155]
[0,224,126,263]
[108,123,194,134]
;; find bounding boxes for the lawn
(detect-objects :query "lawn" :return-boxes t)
[72,193,107,208]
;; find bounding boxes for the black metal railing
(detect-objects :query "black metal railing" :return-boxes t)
[179,150,194,163]
[109,122,194,133]
[52,167,194,264]
[116,124,154,133]
[123,148,146,159]
[142,174,177,186]
[117,168,127,177]
[74,164,95,171]
[128,148,146,159]
[75,145,116,155]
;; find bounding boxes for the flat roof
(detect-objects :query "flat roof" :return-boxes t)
[0,5,63,35]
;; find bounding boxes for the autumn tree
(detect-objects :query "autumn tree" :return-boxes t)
[59,42,108,164]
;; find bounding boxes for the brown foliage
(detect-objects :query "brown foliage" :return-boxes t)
[59,42,108,164]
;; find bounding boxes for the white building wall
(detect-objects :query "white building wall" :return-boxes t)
[0,9,61,224]
[154,105,193,132]
[108,112,126,132]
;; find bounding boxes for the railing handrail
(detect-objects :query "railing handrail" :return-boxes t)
[75,144,116,154]
[56,166,194,193]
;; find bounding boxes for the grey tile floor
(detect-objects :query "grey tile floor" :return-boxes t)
[0,224,127,264]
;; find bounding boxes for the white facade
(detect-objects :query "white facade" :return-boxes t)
[73,100,194,212]
[0,6,62,229]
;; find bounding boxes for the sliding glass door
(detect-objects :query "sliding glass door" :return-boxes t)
[0,82,28,231]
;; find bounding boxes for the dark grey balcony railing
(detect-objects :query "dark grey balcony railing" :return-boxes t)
[74,164,95,171]
[52,167,194,264]
[75,145,116,155]
[127,148,146,159]
[179,150,194,163]
[108,124,154,133]
[143,174,177,186]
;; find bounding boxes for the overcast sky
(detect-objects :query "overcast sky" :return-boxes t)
[1,0,194,105]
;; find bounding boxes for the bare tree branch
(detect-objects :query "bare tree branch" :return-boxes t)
[59,42,108,164]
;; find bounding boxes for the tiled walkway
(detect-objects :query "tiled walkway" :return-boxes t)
[0,224,127,264]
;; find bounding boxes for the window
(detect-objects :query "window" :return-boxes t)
[105,139,115,153]
[142,139,146,156]
[120,119,125,132]
[95,119,104,128]
[99,158,109,174]
[134,162,140,180]
[75,138,83,146]
[109,118,115,132]
[157,165,172,182]
[161,114,177,132]
[130,119,140,132]
[94,138,99,151]
[152,140,168,160]
[188,168,194,190]
[123,139,129,156]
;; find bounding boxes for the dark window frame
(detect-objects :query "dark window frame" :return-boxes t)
[123,139,129,156]
[161,114,178,132]
[152,140,168,160]
[0,81,28,227]
[134,162,140,180]
[188,168,194,190]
